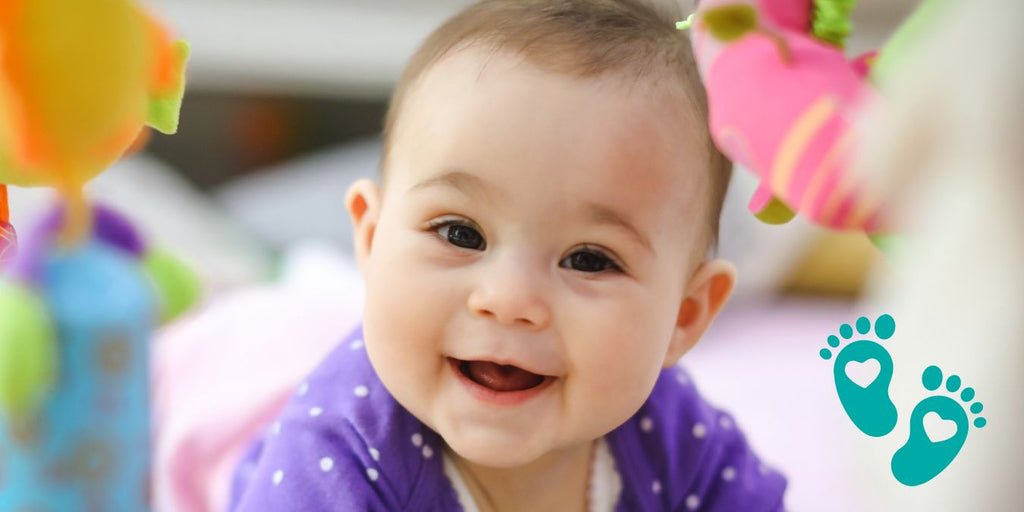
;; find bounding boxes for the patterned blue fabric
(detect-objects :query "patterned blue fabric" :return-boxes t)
[0,238,155,511]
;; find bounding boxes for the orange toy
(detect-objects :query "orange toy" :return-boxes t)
[0,185,11,262]
[0,0,189,248]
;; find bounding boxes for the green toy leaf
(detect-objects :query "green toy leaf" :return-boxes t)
[676,13,696,31]
[0,281,57,420]
[143,248,201,323]
[753,195,797,224]
[868,233,902,257]
[147,40,191,135]
[702,4,760,42]
[872,0,950,83]
[811,0,858,48]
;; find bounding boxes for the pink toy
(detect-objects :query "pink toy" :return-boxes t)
[686,0,888,234]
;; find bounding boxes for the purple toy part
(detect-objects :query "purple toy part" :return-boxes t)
[4,203,147,284]
[94,206,147,255]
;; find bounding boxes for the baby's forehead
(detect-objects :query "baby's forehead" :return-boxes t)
[398,46,707,158]
[415,44,697,115]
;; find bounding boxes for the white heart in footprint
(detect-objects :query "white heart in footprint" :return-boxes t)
[845,359,881,388]
[923,411,958,443]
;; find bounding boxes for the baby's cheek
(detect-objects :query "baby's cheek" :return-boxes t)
[573,332,664,418]
[366,259,436,329]
[605,350,662,398]
[363,308,438,419]
[363,257,451,408]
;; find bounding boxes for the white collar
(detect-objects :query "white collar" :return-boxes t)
[442,437,622,512]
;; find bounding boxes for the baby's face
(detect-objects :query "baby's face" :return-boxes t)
[354,46,712,468]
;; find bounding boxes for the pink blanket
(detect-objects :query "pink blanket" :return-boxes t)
[152,279,363,512]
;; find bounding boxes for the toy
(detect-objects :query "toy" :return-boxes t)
[683,0,889,237]
[0,0,188,245]
[0,1,195,509]
[0,186,12,264]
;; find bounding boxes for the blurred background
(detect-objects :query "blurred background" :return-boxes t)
[6,1,952,511]
[8,0,920,294]
[8,0,920,289]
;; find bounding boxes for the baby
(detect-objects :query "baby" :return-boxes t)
[230,1,786,510]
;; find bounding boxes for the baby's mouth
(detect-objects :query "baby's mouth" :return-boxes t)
[451,358,549,392]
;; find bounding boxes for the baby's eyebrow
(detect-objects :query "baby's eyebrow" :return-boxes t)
[583,202,653,254]
[410,169,496,200]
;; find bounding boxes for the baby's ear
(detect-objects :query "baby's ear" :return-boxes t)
[345,179,381,275]
[663,259,737,368]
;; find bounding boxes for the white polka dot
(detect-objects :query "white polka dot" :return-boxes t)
[685,494,701,510]
[298,382,309,396]
[272,421,281,435]
[758,463,770,475]
[722,466,736,481]
[640,416,654,433]
[652,480,662,494]
[320,457,334,472]
[309,406,323,417]
[369,447,381,461]
[422,445,434,458]
[692,422,707,439]
[676,371,690,386]
[350,338,364,350]
[354,385,369,398]
[719,416,733,429]
[411,433,423,447]
[366,468,379,481]
[272,469,284,485]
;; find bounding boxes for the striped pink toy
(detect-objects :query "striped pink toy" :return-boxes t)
[687,0,887,233]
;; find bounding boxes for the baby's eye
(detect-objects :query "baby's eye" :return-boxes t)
[560,248,622,274]
[431,220,486,250]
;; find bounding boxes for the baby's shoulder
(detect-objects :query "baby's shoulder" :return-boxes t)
[230,325,458,511]
[606,366,787,511]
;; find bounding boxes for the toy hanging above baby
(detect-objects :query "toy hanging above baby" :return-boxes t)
[679,0,938,252]
[0,185,13,264]
[0,0,189,250]
[0,1,197,510]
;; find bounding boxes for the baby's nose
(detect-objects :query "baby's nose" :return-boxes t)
[466,255,551,329]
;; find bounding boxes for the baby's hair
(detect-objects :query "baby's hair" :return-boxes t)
[381,0,732,252]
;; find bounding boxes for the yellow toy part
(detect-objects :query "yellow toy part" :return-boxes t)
[0,0,188,240]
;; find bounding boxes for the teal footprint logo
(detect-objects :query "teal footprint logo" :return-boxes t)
[890,365,987,486]
[820,314,898,437]
[821,314,988,486]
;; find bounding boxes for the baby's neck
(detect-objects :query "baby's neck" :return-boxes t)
[445,440,595,512]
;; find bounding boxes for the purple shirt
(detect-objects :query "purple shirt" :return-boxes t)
[230,325,786,511]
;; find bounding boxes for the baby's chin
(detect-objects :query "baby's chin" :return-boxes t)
[438,423,560,469]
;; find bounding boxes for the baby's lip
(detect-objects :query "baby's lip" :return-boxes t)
[447,355,559,378]
[447,357,557,403]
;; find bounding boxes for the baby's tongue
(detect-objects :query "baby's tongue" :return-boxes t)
[465,361,544,392]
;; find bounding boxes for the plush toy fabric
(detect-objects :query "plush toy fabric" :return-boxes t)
[0,0,188,243]
[0,207,155,511]
[0,2,191,509]
[0,186,13,265]
[687,0,887,234]
[0,204,198,511]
